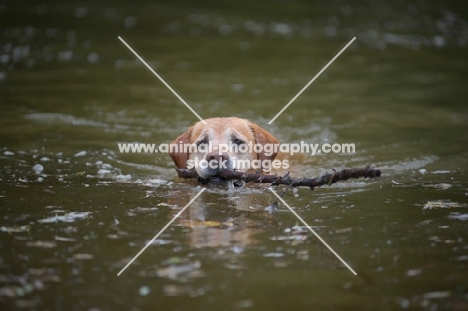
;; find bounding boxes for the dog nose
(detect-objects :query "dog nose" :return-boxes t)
[206,152,229,169]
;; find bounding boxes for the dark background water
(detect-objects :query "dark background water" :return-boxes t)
[1,0,467,310]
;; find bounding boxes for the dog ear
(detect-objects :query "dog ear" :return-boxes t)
[249,122,279,162]
[169,128,192,169]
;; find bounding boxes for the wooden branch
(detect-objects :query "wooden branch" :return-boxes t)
[176,166,381,190]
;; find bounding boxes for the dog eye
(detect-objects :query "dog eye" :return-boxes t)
[233,139,245,145]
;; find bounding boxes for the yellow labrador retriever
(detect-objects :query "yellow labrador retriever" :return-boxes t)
[170,117,280,180]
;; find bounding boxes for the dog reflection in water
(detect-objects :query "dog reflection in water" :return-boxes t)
[166,187,272,249]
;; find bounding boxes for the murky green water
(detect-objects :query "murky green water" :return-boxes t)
[1,1,468,310]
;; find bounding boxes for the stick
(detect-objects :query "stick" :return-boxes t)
[176,166,381,190]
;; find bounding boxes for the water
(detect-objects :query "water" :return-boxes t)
[1,1,467,310]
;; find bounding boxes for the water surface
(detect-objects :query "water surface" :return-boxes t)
[1,1,467,310]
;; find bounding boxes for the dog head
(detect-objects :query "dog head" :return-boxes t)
[170,117,279,180]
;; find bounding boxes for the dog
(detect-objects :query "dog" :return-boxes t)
[169,117,280,180]
[167,118,281,250]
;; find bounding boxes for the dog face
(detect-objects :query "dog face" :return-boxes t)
[170,117,279,179]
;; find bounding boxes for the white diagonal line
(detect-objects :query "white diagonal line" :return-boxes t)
[269,188,357,275]
[268,37,356,124]
[118,36,206,124]
[117,188,206,276]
